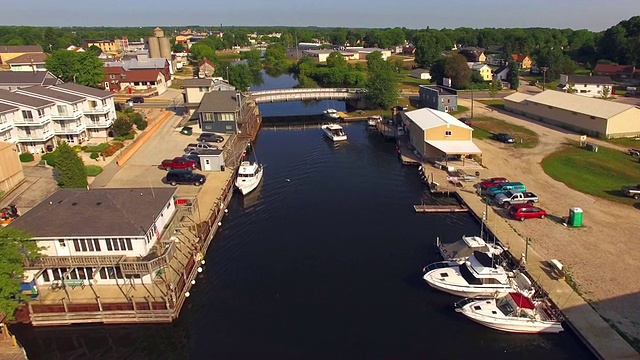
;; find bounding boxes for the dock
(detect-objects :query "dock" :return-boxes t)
[396,139,421,165]
[413,204,468,213]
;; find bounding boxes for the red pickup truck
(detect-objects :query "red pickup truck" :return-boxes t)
[161,157,197,170]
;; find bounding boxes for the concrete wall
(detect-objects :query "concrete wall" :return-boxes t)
[185,87,208,104]
[425,124,472,141]
[0,142,24,194]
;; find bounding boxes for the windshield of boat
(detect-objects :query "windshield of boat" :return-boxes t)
[458,265,482,285]
[330,128,345,136]
[497,297,515,316]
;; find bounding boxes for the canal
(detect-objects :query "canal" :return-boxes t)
[11,71,595,360]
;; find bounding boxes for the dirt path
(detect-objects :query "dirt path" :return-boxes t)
[459,99,640,344]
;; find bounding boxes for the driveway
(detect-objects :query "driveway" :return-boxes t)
[0,166,59,214]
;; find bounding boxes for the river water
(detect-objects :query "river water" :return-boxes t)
[11,71,595,360]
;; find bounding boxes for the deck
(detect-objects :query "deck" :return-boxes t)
[413,204,468,213]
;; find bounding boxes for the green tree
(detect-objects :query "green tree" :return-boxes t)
[488,79,501,98]
[601,86,611,99]
[171,43,185,53]
[0,227,40,320]
[45,50,105,87]
[326,51,348,69]
[263,43,287,69]
[189,43,217,63]
[414,32,445,69]
[87,45,102,55]
[55,141,88,188]
[240,48,262,71]
[507,61,520,90]
[228,64,254,92]
[112,116,133,137]
[430,54,472,89]
[566,84,577,94]
[365,51,399,109]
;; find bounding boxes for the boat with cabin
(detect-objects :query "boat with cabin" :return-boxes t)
[322,123,347,142]
[323,108,340,119]
[437,235,505,264]
[367,115,382,127]
[235,161,264,195]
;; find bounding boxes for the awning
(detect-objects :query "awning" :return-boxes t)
[426,140,482,154]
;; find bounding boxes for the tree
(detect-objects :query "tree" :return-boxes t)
[189,43,217,63]
[240,48,262,71]
[263,43,287,69]
[365,51,399,109]
[0,227,40,321]
[228,64,254,92]
[326,51,348,69]
[601,86,611,99]
[414,31,447,69]
[507,61,520,90]
[171,43,185,53]
[566,83,577,94]
[488,79,501,98]
[45,50,105,87]
[87,45,102,55]
[430,54,472,89]
[55,141,88,188]
[112,116,133,137]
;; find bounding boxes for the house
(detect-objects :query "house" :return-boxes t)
[82,39,121,54]
[51,83,116,141]
[102,67,167,95]
[198,58,215,78]
[391,45,404,54]
[511,54,532,69]
[6,52,47,72]
[486,54,505,66]
[8,188,179,289]
[0,103,20,146]
[493,65,510,81]
[410,69,431,80]
[504,91,640,138]
[467,62,493,81]
[458,47,486,63]
[558,74,614,97]
[0,71,61,91]
[181,78,236,115]
[104,56,172,87]
[419,85,458,113]
[0,89,56,153]
[65,45,85,53]
[301,49,358,63]
[592,64,635,79]
[0,45,44,64]
[196,91,241,133]
[402,45,416,55]
[345,47,392,61]
[0,141,24,195]
[403,108,481,164]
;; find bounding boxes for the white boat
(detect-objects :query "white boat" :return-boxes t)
[422,251,535,298]
[323,108,340,119]
[437,235,505,264]
[322,123,347,142]
[235,161,264,195]
[455,293,564,334]
[367,115,382,126]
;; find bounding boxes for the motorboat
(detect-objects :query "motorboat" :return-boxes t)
[367,115,382,126]
[454,293,564,333]
[437,235,505,264]
[322,123,347,142]
[235,161,264,195]
[422,251,535,298]
[323,108,340,119]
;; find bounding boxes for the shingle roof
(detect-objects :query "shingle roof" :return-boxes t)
[511,54,529,62]
[405,108,472,131]
[0,71,48,85]
[0,88,54,108]
[0,45,43,54]
[0,102,18,114]
[593,63,635,74]
[9,188,177,238]
[5,52,47,64]
[566,75,613,85]
[18,85,84,103]
[198,91,239,112]
[122,69,163,82]
[182,78,213,88]
[523,90,635,119]
[52,83,113,99]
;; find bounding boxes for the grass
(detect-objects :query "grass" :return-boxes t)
[471,116,539,148]
[216,52,241,60]
[450,105,469,115]
[81,143,109,153]
[607,137,640,149]
[85,165,103,177]
[477,99,505,111]
[169,78,183,89]
[541,143,640,205]
[399,74,432,92]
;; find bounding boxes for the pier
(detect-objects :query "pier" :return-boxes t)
[413,204,468,213]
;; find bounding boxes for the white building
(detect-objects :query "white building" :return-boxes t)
[9,188,179,287]
[558,74,614,97]
[411,69,432,80]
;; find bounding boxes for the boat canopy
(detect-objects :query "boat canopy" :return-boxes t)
[509,292,535,310]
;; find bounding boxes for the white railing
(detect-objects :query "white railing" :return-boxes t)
[250,88,365,104]
[250,88,365,96]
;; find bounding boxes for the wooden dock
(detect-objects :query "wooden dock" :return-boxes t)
[413,204,469,213]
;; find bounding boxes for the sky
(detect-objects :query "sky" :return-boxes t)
[2,0,639,31]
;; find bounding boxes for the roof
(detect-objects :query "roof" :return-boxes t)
[9,188,177,238]
[0,89,54,108]
[493,65,509,75]
[467,62,490,71]
[52,82,113,99]
[0,45,43,54]
[198,91,239,112]
[104,58,168,71]
[511,54,529,62]
[17,86,84,103]
[419,85,457,96]
[503,92,531,103]
[5,52,47,64]
[405,108,472,131]
[593,63,635,74]
[198,58,215,67]
[0,71,49,85]
[426,140,482,154]
[182,78,213,88]
[0,102,18,114]
[524,91,635,119]
[566,75,613,85]
[121,69,163,82]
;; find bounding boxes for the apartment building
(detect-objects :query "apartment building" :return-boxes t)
[0,89,56,153]
[52,83,116,141]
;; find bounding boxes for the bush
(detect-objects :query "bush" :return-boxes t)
[19,153,34,162]
[82,143,109,153]
[72,145,82,152]
[90,152,99,160]
[135,120,148,131]
[112,117,133,137]
[41,152,58,167]
[100,142,124,157]
[113,132,135,141]
[85,165,103,177]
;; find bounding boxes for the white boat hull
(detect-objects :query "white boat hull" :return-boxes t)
[322,126,347,142]
[423,270,514,298]
[235,166,263,195]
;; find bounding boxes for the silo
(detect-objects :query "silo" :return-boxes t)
[148,36,160,58]
[153,27,165,38]
[159,36,172,60]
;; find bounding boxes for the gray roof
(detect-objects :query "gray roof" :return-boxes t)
[104,58,168,70]
[17,86,84,103]
[9,188,177,238]
[182,78,213,88]
[0,71,49,86]
[566,75,614,85]
[0,45,43,53]
[0,89,54,108]
[5,52,47,64]
[0,102,18,114]
[53,82,113,99]
[198,91,239,112]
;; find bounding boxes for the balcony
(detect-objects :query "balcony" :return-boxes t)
[51,109,83,120]
[0,120,12,133]
[13,114,52,126]
[84,105,111,115]
[53,123,86,135]
[86,117,115,129]
[16,130,55,142]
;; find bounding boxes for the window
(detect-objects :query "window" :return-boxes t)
[105,238,133,251]
[109,74,115,79]
[72,239,101,252]
[37,109,45,118]
[89,100,97,108]
[21,110,33,121]
[99,266,125,280]
[57,105,68,116]
[445,130,452,137]
[42,270,51,282]
[202,113,213,121]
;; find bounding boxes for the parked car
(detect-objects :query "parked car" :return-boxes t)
[478,177,509,193]
[161,157,197,171]
[493,133,515,143]
[627,148,640,157]
[197,133,224,143]
[486,182,526,197]
[127,96,144,104]
[180,126,193,136]
[459,117,472,126]
[494,191,539,208]
[508,204,547,221]
[183,153,200,164]
[165,170,206,186]
[622,184,640,199]
[184,142,218,153]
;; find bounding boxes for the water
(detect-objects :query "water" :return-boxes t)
[11,72,595,360]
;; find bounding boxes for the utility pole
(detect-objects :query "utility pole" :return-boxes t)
[541,67,549,91]
[470,88,474,118]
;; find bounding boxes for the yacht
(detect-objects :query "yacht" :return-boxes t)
[235,161,264,195]
[455,293,564,333]
[437,235,505,264]
[367,115,382,127]
[324,108,340,119]
[422,251,535,298]
[322,123,348,142]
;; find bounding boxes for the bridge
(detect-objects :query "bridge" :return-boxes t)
[249,88,365,104]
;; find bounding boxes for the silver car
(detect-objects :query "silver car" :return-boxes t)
[184,142,218,153]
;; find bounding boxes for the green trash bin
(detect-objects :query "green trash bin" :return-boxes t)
[568,207,583,227]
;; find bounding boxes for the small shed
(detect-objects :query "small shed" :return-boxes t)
[198,149,225,171]
[411,69,431,80]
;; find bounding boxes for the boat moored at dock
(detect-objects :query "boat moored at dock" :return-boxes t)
[235,161,264,195]
[437,235,505,264]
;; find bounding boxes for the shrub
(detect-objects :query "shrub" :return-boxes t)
[82,143,109,153]
[85,165,103,177]
[135,120,148,131]
[113,132,135,141]
[19,153,34,162]
[90,152,99,160]
[99,142,124,157]
[72,145,82,152]
[112,117,133,137]
[41,152,58,167]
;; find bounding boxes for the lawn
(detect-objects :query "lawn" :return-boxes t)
[607,137,640,149]
[399,74,432,92]
[85,165,103,177]
[541,143,640,205]
[477,99,505,110]
[450,105,469,115]
[470,116,539,148]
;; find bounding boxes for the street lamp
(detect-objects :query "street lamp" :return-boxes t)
[541,67,549,91]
